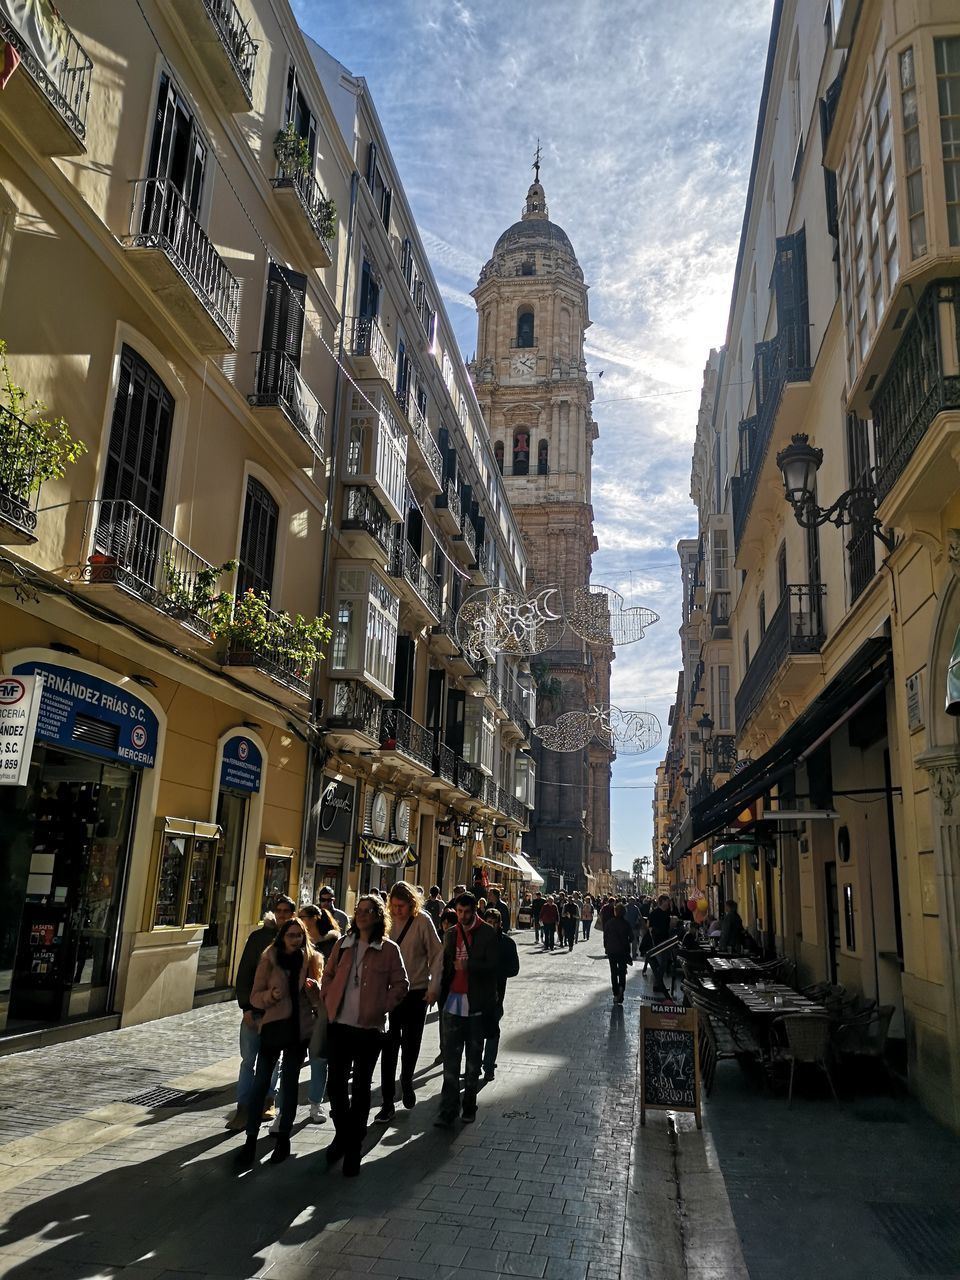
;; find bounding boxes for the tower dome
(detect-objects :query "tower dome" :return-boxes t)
[483,173,581,280]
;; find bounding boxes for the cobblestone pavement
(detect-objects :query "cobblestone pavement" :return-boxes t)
[0,935,746,1280]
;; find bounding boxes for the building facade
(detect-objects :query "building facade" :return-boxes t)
[655,0,960,1130]
[471,173,614,893]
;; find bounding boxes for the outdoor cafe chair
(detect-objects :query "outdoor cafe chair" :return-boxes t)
[834,1004,897,1090]
[771,1013,839,1105]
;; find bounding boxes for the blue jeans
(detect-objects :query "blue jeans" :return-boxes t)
[309,1054,328,1105]
[244,1039,307,1140]
[237,1016,280,1108]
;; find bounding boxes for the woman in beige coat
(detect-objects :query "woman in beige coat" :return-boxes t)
[235,918,321,1168]
[374,882,443,1123]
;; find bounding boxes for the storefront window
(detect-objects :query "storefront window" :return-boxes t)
[150,820,221,930]
[261,849,293,917]
[185,838,218,926]
[154,835,187,928]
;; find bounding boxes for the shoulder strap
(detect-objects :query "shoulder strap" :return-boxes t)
[395,917,414,947]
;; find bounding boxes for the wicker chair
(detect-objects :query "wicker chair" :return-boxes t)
[772,1013,839,1105]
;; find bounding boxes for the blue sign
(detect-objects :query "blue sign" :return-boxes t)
[13,661,159,769]
[220,735,262,793]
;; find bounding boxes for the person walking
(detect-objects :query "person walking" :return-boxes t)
[647,894,673,997]
[434,906,458,1064]
[599,896,616,932]
[423,885,445,928]
[487,886,511,933]
[561,897,580,951]
[603,901,633,1004]
[435,892,499,1127]
[719,899,746,952]
[580,894,595,941]
[316,885,349,933]
[538,895,559,950]
[225,895,295,1132]
[375,883,442,1123]
[234,917,321,1167]
[625,898,642,960]
[530,889,545,942]
[297,904,342,1124]
[320,895,409,1177]
[481,906,520,1081]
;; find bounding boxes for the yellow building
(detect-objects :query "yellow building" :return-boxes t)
[659,0,960,1130]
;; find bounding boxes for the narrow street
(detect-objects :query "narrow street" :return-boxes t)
[1,935,958,1280]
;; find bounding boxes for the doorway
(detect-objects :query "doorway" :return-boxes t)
[824,860,840,984]
[194,790,247,995]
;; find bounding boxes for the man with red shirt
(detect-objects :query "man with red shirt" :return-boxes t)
[434,892,499,1127]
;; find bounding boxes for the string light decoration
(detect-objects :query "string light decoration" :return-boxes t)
[566,585,659,647]
[455,586,564,661]
[534,706,663,754]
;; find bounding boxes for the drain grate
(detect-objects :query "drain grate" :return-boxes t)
[123,1086,202,1109]
[869,1204,960,1275]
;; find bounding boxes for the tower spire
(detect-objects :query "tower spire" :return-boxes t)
[533,138,542,183]
[522,143,548,222]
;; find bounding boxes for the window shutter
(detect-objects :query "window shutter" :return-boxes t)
[103,345,173,520]
[237,478,279,600]
[772,228,810,371]
[381,187,391,229]
[366,141,377,187]
[262,262,306,365]
[401,238,412,285]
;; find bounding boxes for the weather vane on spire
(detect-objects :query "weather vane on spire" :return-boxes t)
[533,138,542,183]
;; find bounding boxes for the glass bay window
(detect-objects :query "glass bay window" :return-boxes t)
[329,561,400,698]
[344,388,408,522]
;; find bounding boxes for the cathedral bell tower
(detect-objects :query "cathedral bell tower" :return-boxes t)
[471,162,613,892]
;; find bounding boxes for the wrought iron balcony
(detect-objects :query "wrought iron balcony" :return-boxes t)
[224,600,317,700]
[688,660,705,711]
[455,514,477,560]
[435,478,461,525]
[710,591,731,632]
[326,678,383,742]
[732,327,812,548]
[79,499,225,644]
[126,178,240,351]
[164,0,257,111]
[270,165,334,268]
[847,523,876,604]
[0,404,40,544]
[0,3,92,153]
[380,705,434,771]
[389,535,440,619]
[342,484,394,557]
[872,281,960,503]
[407,396,444,489]
[710,734,738,776]
[249,349,325,459]
[433,741,457,786]
[347,316,395,385]
[735,583,825,730]
[455,755,483,797]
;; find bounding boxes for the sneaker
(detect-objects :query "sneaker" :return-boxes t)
[224,1106,248,1132]
[309,1102,326,1124]
[433,1053,444,1065]
[373,1103,395,1124]
[269,1113,282,1136]
[401,1083,416,1109]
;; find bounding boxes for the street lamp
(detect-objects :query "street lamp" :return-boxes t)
[775,432,895,551]
[455,816,471,840]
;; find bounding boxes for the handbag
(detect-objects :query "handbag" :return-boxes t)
[309,1000,328,1058]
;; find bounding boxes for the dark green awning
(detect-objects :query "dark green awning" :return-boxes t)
[946,625,960,716]
[712,842,754,864]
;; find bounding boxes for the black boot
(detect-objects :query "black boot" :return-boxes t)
[234,1134,257,1169]
[324,1136,345,1166]
[342,1145,362,1177]
[270,1134,291,1164]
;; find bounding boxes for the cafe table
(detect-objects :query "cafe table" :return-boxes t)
[726,982,822,1015]
[706,956,763,984]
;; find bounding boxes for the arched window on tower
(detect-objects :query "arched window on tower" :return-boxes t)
[537,439,549,475]
[516,307,535,349]
[513,430,530,475]
[494,440,504,475]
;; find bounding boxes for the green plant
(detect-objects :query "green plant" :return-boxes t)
[0,340,86,498]
[163,555,237,617]
[212,588,331,674]
[317,197,337,241]
[274,122,311,176]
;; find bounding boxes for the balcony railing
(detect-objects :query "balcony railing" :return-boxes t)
[0,404,40,541]
[127,177,240,347]
[224,601,317,697]
[480,773,499,810]
[327,678,383,740]
[83,499,223,640]
[0,3,93,147]
[732,328,812,547]
[688,660,705,711]
[456,515,477,560]
[436,478,461,524]
[380,705,434,770]
[200,0,257,103]
[847,523,877,604]
[710,734,737,775]
[409,397,444,484]
[270,165,334,259]
[710,591,731,631]
[433,741,457,785]
[872,281,960,502]
[249,349,326,453]
[389,536,441,617]
[342,484,393,555]
[455,756,483,797]
[735,584,826,730]
[347,316,396,384]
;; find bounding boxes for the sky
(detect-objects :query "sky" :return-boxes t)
[295,0,773,872]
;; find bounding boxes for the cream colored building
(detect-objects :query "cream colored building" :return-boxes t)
[658,0,960,1129]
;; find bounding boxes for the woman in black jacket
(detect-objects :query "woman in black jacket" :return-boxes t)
[603,902,633,1004]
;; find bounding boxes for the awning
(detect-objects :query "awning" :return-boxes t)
[947,624,960,715]
[511,851,544,884]
[712,842,754,863]
[358,837,416,867]
[478,854,520,873]
[692,637,891,844]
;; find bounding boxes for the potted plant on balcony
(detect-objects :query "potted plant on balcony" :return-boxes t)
[318,197,337,241]
[274,122,311,177]
[0,341,86,539]
[163,555,237,628]
[211,588,331,685]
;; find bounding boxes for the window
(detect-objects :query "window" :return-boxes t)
[513,430,530,475]
[358,258,380,320]
[777,542,788,599]
[520,259,535,277]
[537,439,549,475]
[743,631,751,671]
[329,563,399,698]
[365,142,392,229]
[717,665,731,731]
[102,343,174,526]
[758,593,766,639]
[709,526,729,593]
[260,262,306,366]
[237,478,278,599]
[284,64,317,164]
[899,48,926,258]
[516,307,535,348]
[151,820,221,930]
[147,73,206,215]
[463,699,494,774]
[935,37,960,245]
[494,440,504,474]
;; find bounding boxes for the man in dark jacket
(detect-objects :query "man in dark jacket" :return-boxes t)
[435,893,499,1127]
[481,907,520,1081]
[646,894,673,997]
[487,886,511,933]
[530,890,546,942]
[224,895,294,1131]
[561,897,580,951]
[719,899,745,952]
[603,902,633,1004]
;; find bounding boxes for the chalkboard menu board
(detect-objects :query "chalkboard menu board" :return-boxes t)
[640,1003,701,1128]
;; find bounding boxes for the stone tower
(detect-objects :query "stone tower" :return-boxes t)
[471,166,613,891]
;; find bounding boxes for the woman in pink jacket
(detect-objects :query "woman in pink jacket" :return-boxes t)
[235,918,321,1168]
[320,894,408,1176]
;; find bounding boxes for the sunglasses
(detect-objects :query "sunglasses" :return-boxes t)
[355,906,376,915]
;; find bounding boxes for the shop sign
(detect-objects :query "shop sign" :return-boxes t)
[12,661,159,769]
[317,776,355,844]
[220,735,262,793]
[0,674,43,786]
[905,672,924,733]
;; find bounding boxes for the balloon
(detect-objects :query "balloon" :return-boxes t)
[687,897,698,912]
[697,897,708,913]
[694,908,707,923]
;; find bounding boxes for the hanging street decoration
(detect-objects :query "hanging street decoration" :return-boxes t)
[566,585,659,647]
[534,705,663,754]
[455,586,564,661]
